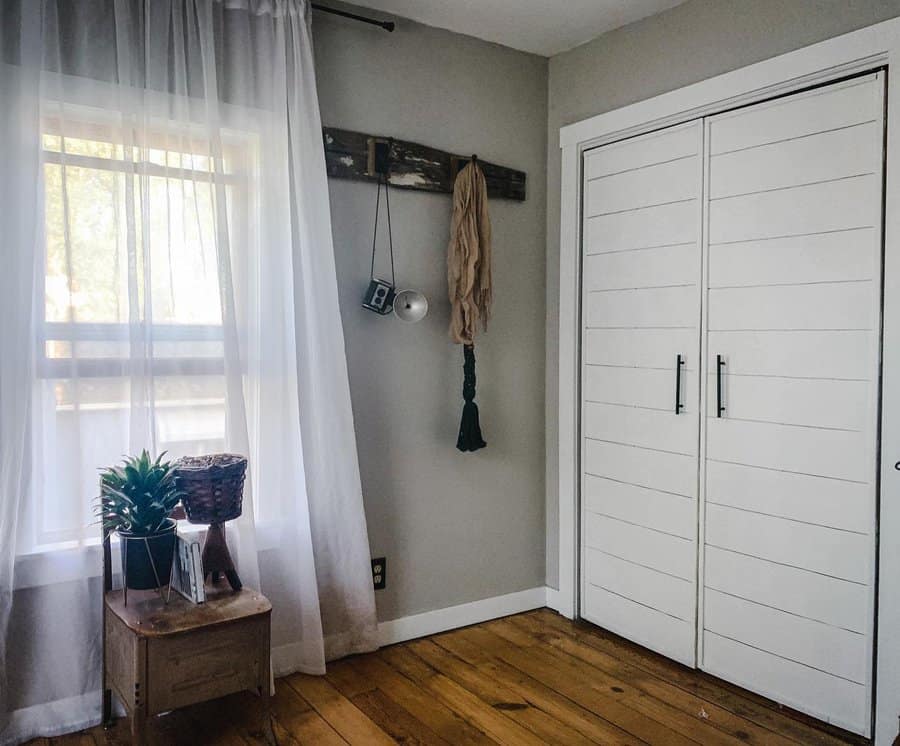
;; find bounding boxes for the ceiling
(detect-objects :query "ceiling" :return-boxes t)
[353,0,688,57]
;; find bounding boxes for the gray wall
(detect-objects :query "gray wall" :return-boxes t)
[545,0,900,588]
[312,6,549,622]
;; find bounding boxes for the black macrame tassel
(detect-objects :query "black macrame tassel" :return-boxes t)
[456,344,487,452]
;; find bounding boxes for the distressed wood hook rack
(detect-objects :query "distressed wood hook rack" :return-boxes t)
[322,127,526,201]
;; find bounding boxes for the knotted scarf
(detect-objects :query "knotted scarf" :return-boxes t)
[447,160,492,451]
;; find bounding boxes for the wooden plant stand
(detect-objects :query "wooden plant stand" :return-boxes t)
[202,521,242,590]
[102,537,273,745]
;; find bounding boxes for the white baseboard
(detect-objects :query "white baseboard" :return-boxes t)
[377,586,549,646]
[544,585,576,619]
[545,586,562,612]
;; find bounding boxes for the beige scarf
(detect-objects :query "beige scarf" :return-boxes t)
[447,161,492,345]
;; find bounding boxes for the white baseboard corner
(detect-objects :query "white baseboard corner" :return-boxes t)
[544,586,562,612]
[377,586,552,647]
[544,585,576,619]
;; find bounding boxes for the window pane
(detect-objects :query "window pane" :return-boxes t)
[145,175,222,326]
[44,161,121,324]
[43,136,227,328]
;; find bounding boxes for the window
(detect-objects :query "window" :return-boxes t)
[24,110,251,551]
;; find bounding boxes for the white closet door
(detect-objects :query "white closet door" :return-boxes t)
[701,73,884,736]
[580,121,702,667]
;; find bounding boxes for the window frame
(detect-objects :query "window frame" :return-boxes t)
[23,88,261,553]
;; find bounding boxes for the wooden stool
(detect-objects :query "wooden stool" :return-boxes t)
[102,582,273,745]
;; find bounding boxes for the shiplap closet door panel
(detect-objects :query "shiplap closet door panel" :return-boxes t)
[701,73,884,736]
[580,120,702,667]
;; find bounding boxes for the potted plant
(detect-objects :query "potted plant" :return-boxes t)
[97,450,184,590]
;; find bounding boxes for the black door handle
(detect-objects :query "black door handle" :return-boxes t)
[675,354,684,414]
[716,355,726,417]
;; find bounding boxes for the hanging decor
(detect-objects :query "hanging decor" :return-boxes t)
[362,170,397,314]
[324,127,526,201]
[448,155,492,452]
[393,288,429,322]
[362,139,428,322]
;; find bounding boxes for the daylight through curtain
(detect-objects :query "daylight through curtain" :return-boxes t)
[0,2,378,742]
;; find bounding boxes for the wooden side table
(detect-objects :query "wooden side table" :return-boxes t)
[102,579,273,745]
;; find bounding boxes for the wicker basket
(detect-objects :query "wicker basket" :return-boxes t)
[175,453,247,524]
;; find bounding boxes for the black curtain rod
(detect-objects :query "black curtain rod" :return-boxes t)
[311,4,395,32]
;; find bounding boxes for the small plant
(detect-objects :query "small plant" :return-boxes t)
[97,450,184,536]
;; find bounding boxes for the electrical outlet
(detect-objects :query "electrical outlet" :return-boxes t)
[371,557,386,590]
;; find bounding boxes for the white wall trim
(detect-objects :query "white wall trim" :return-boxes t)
[271,587,554,678]
[559,25,893,148]
[377,586,550,646]
[556,141,581,623]
[544,585,563,614]
[557,16,900,745]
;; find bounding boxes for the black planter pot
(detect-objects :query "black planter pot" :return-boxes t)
[118,519,177,590]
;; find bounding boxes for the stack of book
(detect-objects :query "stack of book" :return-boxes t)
[171,535,206,603]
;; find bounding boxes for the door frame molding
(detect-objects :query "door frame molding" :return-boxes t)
[556,16,900,744]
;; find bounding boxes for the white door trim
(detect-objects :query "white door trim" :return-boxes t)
[556,16,900,745]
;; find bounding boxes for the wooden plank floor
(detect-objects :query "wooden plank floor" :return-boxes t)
[28,608,867,745]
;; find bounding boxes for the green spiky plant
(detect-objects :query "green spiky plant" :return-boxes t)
[96,450,184,536]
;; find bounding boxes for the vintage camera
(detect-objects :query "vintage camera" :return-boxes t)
[362,278,396,314]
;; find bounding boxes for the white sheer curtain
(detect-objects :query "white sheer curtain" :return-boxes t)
[0,1,378,742]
